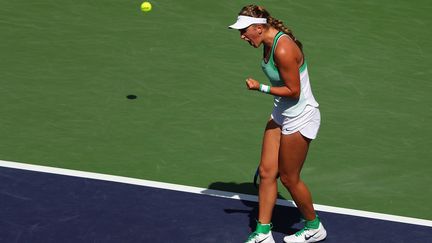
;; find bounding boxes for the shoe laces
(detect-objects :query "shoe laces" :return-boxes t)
[247,231,259,241]
[247,221,272,242]
[294,226,313,237]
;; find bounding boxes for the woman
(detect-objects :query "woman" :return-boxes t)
[229,5,327,243]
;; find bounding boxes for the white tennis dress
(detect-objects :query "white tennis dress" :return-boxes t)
[261,32,321,139]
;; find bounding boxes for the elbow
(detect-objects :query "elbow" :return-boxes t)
[289,89,300,99]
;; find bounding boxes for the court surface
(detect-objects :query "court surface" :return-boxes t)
[1,0,432,242]
[1,161,431,242]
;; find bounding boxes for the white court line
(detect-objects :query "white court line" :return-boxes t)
[1,159,431,228]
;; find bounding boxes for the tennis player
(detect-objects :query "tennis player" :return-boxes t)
[229,5,327,243]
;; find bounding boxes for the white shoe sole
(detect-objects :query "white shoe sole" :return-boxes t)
[305,229,327,242]
[284,226,327,243]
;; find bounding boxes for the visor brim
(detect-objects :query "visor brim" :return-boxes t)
[228,15,267,30]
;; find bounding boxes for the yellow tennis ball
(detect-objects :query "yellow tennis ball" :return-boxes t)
[141,1,152,12]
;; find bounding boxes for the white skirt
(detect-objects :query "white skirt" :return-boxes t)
[271,105,321,139]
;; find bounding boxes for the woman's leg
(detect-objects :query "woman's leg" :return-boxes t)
[258,119,281,224]
[278,131,316,220]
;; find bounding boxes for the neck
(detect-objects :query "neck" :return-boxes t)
[262,28,280,48]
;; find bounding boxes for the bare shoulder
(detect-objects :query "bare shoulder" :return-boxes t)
[273,35,303,68]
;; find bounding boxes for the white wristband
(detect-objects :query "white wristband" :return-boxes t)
[259,84,271,93]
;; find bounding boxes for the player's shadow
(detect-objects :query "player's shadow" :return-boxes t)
[202,181,302,234]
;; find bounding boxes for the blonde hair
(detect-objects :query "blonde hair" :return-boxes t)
[238,5,303,51]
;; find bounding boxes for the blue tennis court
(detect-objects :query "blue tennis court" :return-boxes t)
[1,162,431,242]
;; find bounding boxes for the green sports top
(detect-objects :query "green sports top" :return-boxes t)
[261,31,319,117]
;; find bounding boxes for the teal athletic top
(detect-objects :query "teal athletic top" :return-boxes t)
[261,31,319,117]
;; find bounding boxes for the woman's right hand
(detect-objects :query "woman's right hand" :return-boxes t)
[245,77,260,90]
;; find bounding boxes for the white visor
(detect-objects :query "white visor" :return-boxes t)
[228,15,267,29]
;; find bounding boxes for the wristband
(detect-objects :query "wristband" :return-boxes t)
[259,84,271,93]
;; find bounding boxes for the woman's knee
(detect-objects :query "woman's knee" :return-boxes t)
[279,173,300,189]
[259,163,278,180]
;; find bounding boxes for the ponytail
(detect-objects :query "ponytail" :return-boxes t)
[267,16,303,51]
[239,5,303,51]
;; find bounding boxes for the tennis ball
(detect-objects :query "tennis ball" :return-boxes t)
[141,1,152,12]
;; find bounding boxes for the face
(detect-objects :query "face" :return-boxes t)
[239,25,262,48]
